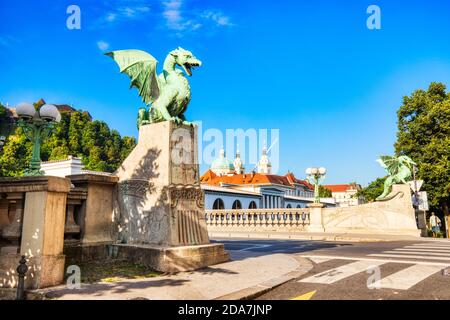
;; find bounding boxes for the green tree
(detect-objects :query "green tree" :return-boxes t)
[394,82,450,236]
[0,128,32,176]
[0,103,14,143]
[0,107,136,177]
[319,185,332,198]
[0,103,7,118]
[356,177,387,202]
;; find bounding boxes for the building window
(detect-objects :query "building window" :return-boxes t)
[232,200,242,209]
[213,198,225,210]
[248,201,257,209]
[286,204,292,208]
[296,205,301,208]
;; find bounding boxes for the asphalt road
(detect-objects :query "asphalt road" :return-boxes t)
[211,238,450,300]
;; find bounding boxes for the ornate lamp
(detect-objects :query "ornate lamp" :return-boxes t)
[16,102,61,176]
[306,167,327,203]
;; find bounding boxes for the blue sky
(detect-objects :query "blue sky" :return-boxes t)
[1,0,450,185]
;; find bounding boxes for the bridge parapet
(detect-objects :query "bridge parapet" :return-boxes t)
[205,208,311,232]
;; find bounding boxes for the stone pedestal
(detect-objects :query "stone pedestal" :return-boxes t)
[114,121,229,272]
[68,174,118,245]
[307,202,325,232]
[0,176,71,289]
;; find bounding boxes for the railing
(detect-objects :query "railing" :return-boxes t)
[205,208,310,231]
[285,191,314,198]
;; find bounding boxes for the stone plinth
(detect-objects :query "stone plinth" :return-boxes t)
[114,121,229,271]
[68,174,118,245]
[307,203,325,232]
[0,176,71,289]
[321,184,421,236]
[112,243,229,273]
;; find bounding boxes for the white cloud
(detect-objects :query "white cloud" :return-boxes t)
[105,13,117,22]
[201,10,233,27]
[162,0,195,31]
[97,41,110,52]
[161,0,231,34]
[102,1,151,24]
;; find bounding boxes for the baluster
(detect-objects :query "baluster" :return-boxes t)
[64,202,81,244]
[302,211,307,226]
[289,211,293,228]
[275,211,280,228]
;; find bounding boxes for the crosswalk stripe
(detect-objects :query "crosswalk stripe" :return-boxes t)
[300,255,450,267]
[401,247,450,253]
[390,249,450,256]
[299,260,385,284]
[369,253,450,261]
[410,244,450,248]
[372,264,443,290]
[308,257,333,264]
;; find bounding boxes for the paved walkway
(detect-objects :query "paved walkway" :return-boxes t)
[38,251,312,300]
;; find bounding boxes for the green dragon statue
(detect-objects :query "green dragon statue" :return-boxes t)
[106,47,202,128]
[376,155,417,201]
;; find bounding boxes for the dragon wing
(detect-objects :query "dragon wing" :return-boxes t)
[106,50,160,105]
[377,155,401,176]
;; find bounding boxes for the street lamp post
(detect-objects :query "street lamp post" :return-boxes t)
[15,102,61,176]
[306,167,327,204]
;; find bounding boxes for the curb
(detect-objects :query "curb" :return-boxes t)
[214,256,313,300]
[210,232,425,243]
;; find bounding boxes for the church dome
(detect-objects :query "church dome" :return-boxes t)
[211,148,235,175]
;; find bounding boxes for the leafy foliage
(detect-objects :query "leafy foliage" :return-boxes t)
[356,177,387,202]
[0,109,136,176]
[394,82,450,216]
[0,103,7,118]
[0,103,13,137]
[319,185,332,198]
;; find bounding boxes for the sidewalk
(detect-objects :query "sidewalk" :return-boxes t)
[209,231,450,243]
[36,251,313,300]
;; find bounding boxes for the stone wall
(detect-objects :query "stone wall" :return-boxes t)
[320,184,420,236]
[0,176,71,289]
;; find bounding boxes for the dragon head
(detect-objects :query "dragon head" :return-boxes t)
[398,155,417,170]
[170,47,202,77]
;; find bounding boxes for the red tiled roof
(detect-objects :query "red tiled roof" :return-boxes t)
[200,170,313,190]
[324,184,359,193]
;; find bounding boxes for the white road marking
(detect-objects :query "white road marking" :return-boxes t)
[401,247,450,253]
[237,244,272,252]
[372,264,444,290]
[369,253,450,261]
[300,255,450,267]
[410,244,450,249]
[299,260,385,284]
[389,250,450,257]
[308,257,333,264]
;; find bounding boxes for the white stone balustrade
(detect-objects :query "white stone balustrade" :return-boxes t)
[205,208,310,232]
